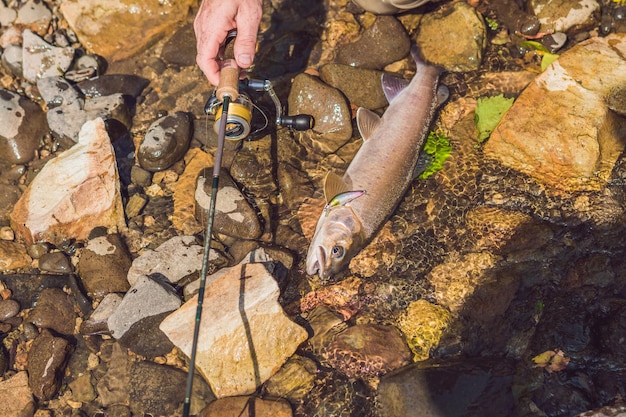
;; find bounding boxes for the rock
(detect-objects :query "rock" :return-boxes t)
[96,342,130,408]
[172,148,214,234]
[0,240,32,271]
[319,63,388,109]
[77,233,132,298]
[0,185,20,224]
[199,396,293,417]
[129,361,214,416]
[529,0,599,33]
[37,251,72,273]
[416,1,487,72]
[484,34,626,191]
[0,371,35,417]
[336,16,410,70]
[80,293,123,335]
[27,287,77,335]
[22,30,74,83]
[77,74,150,100]
[118,311,175,358]
[68,373,96,403]
[137,111,193,172]
[160,262,308,398]
[300,275,362,320]
[396,299,452,361]
[1,44,23,77]
[0,299,20,321]
[10,118,126,246]
[0,3,16,27]
[376,358,516,417]
[264,355,318,403]
[195,168,262,240]
[107,274,181,340]
[161,23,197,67]
[575,405,626,417]
[16,0,52,35]
[288,73,352,154]
[60,0,195,62]
[126,235,208,286]
[0,88,48,165]
[37,76,131,143]
[27,329,73,400]
[321,323,412,379]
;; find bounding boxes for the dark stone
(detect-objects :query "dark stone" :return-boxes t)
[0,299,20,321]
[319,63,387,110]
[77,74,150,100]
[38,251,73,273]
[27,329,73,400]
[377,358,516,417]
[160,23,197,67]
[118,311,175,359]
[77,233,132,298]
[129,361,215,416]
[137,111,193,172]
[27,287,77,335]
[0,184,20,225]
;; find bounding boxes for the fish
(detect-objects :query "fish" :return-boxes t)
[305,45,445,279]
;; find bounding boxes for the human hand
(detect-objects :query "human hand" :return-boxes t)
[194,0,263,86]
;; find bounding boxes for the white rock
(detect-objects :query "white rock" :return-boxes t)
[10,118,125,245]
[0,3,16,28]
[126,235,215,286]
[22,29,74,83]
[108,275,181,339]
[160,261,308,398]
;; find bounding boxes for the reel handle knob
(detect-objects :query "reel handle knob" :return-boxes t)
[281,114,314,131]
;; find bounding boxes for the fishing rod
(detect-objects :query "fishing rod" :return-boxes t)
[182,31,314,416]
[181,31,238,417]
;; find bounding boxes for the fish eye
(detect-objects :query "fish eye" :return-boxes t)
[331,245,345,259]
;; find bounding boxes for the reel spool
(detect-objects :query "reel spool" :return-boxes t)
[212,94,253,141]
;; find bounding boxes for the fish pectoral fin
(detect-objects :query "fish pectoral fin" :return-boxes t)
[382,73,410,104]
[356,107,382,141]
[436,85,450,108]
[324,171,348,204]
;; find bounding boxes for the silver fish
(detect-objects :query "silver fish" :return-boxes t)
[305,46,444,279]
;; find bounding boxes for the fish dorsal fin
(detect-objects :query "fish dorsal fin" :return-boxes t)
[323,171,348,204]
[356,107,381,141]
[382,73,409,103]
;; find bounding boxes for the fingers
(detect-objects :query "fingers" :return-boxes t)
[234,1,263,69]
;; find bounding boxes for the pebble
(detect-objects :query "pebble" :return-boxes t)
[0,2,16,27]
[336,16,411,70]
[0,88,48,165]
[27,287,78,335]
[195,167,263,240]
[27,242,50,259]
[27,329,73,400]
[38,251,73,273]
[22,29,74,83]
[130,164,153,187]
[0,298,20,321]
[77,74,150,100]
[137,111,193,172]
[118,311,175,358]
[1,44,23,77]
[77,234,132,298]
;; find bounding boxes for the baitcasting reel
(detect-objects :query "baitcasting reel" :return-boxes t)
[204,78,314,141]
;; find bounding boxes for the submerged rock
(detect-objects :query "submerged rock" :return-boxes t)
[319,63,388,109]
[60,0,195,62]
[10,118,125,245]
[27,329,73,400]
[137,111,193,172]
[160,261,308,398]
[77,233,132,297]
[484,34,626,191]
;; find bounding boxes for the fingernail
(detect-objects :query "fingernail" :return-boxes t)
[238,54,252,67]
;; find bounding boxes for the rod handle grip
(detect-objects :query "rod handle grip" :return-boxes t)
[216,38,239,101]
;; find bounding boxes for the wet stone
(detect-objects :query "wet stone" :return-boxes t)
[0,298,20,321]
[129,360,214,417]
[322,323,412,379]
[0,88,48,165]
[0,184,20,224]
[80,293,122,335]
[27,287,77,335]
[0,240,32,271]
[77,233,132,298]
[137,111,193,172]
[22,29,74,83]
[199,396,292,417]
[376,358,517,417]
[27,329,73,400]
[416,1,487,72]
[38,251,72,273]
[195,167,263,240]
[161,23,197,67]
[77,74,150,100]
[336,16,410,70]
[118,311,175,358]
[319,63,388,110]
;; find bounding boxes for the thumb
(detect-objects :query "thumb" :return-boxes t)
[234,7,261,68]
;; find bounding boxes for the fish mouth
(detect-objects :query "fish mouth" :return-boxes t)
[306,246,327,277]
